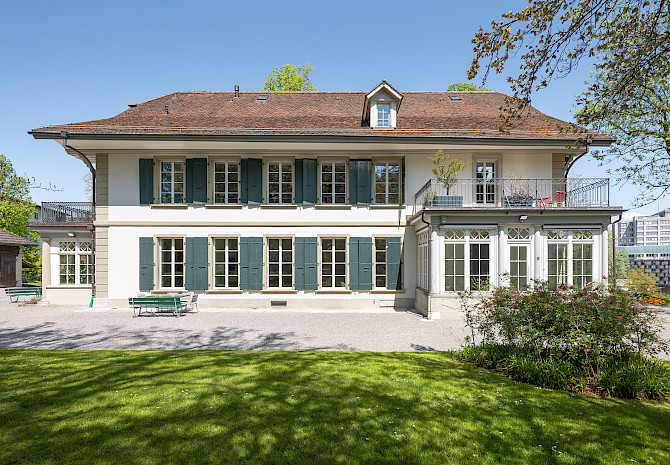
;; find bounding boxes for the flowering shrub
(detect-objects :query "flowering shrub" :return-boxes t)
[26,296,41,305]
[458,282,669,399]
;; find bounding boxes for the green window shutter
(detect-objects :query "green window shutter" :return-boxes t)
[241,159,249,204]
[294,237,305,290]
[139,237,154,291]
[186,158,207,204]
[304,237,318,289]
[358,237,373,290]
[240,237,263,290]
[185,237,208,290]
[387,237,402,290]
[294,159,304,205]
[401,156,406,205]
[241,158,263,205]
[139,159,154,205]
[348,160,358,205]
[357,160,372,205]
[349,237,359,290]
[303,159,318,204]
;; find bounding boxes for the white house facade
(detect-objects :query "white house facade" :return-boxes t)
[30,81,622,317]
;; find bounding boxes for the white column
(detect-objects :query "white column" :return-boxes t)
[429,225,441,294]
[15,247,23,286]
[534,227,543,281]
[601,226,609,283]
[497,228,506,287]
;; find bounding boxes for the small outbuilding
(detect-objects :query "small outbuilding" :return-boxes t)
[0,229,37,287]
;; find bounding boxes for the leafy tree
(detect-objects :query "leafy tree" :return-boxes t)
[0,154,40,280]
[468,1,670,131]
[447,82,491,91]
[263,63,316,91]
[428,150,472,194]
[627,266,661,295]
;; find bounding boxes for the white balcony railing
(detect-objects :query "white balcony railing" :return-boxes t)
[413,178,609,213]
[38,202,93,224]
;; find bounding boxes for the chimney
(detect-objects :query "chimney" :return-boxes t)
[234,85,240,98]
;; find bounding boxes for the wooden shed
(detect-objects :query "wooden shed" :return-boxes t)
[0,229,37,287]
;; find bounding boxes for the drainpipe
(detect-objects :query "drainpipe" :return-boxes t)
[611,213,623,289]
[565,137,591,178]
[61,132,96,298]
[420,210,432,318]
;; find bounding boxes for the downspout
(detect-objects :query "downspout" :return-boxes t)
[61,132,96,298]
[565,138,591,178]
[611,213,623,289]
[420,210,432,318]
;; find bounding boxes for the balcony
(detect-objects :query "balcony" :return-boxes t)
[36,202,93,224]
[413,178,610,213]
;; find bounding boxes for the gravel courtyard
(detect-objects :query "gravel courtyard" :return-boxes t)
[0,295,468,351]
[1,294,668,356]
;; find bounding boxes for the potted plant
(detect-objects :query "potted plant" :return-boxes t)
[504,171,534,207]
[427,150,471,207]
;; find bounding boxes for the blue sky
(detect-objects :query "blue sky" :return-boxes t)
[1,0,662,216]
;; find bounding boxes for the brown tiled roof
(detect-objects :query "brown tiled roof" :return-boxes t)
[0,229,37,247]
[31,89,609,142]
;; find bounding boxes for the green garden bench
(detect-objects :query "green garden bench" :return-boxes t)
[128,296,187,317]
[5,287,42,303]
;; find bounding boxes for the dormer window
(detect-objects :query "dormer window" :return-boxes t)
[377,103,390,127]
[364,80,403,129]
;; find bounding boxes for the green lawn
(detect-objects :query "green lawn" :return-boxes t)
[1,351,668,464]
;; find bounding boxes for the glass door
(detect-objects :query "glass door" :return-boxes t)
[509,244,529,290]
[475,162,496,204]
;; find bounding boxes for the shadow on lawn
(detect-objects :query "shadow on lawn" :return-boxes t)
[0,351,668,465]
[0,322,355,351]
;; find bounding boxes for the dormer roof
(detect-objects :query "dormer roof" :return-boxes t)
[363,80,403,122]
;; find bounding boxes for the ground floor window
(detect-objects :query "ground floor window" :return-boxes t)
[444,228,491,291]
[374,237,387,288]
[418,231,428,290]
[268,238,293,288]
[572,243,593,288]
[59,240,92,285]
[321,238,346,288]
[547,229,596,288]
[509,245,528,290]
[213,238,239,288]
[160,238,184,288]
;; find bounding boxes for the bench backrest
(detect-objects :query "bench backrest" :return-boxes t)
[5,287,42,295]
[128,296,184,306]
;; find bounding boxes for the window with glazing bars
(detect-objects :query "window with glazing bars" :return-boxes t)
[160,161,185,203]
[321,162,346,204]
[268,238,293,288]
[321,238,346,288]
[214,238,239,288]
[213,161,239,204]
[160,238,184,288]
[374,162,400,204]
[268,162,293,204]
[377,103,390,127]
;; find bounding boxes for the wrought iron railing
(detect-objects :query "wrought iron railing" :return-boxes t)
[413,178,609,213]
[38,202,93,224]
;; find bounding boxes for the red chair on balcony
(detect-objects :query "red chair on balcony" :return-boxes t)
[555,191,565,206]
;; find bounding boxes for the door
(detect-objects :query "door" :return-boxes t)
[0,252,16,287]
[475,162,496,204]
[509,244,529,290]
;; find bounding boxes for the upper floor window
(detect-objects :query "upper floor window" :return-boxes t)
[377,103,390,127]
[213,161,239,204]
[160,161,185,204]
[321,161,346,204]
[268,162,293,204]
[374,161,400,204]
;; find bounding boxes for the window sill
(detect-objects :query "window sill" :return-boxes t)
[315,289,351,294]
[46,285,92,289]
[150,289,186,294]
[206,204,243,209]
[150,204,188,209]
[314,204,352,209]
[260,289,298,294]
[370,289,407,294]
[370,205,406,209]
[260,204,298,209]
[206,289,243,294]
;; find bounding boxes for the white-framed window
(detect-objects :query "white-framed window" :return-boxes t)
[374,161,400,204]
[377,103,390,127]
[321,238,346,288]
[418,230,429,290]
[268,161,293,204]
[213,238,239,288]
[475,161,496,204]
[159,161,185,204]
[213,161,240,204]
[268,238,293,288]
[507,227,531,290]
[160,238,184,289]
[320,161,347,204]
[547,229,595,288]
[58,240,92,285]
[374,237,388,288]
[444,228,492,291]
